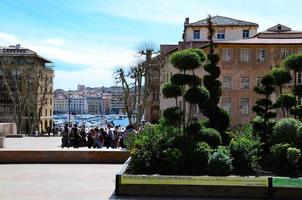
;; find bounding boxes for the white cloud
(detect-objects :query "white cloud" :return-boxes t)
[41,38,65,46]
[0,32,137,89]
[0,32,21,45]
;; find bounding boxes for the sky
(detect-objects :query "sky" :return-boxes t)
[0,0,301,90]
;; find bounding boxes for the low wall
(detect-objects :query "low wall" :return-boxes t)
[116,158,302,199]
[0,123,17,136]
[0,150,130,164]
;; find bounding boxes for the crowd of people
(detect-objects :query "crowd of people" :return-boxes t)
[60,123,133,149]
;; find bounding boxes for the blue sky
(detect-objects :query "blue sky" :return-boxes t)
[0,0,301,90]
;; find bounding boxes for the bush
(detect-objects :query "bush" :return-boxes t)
[163,107,183,126]
[270,143,300,176]
[162,83,181,98]
[162,148,184,174]
[271,118,300,145]
[186,142,211,175]
[229,134,261,175]
[201,128,222,148]
[184,87,209,104]
[208,146,232,176]
[128,121,181,174]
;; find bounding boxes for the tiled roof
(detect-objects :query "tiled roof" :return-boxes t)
[186,15,258,27]
[215,38,302,45]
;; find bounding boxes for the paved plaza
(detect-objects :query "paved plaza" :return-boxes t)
[2,137,123,151]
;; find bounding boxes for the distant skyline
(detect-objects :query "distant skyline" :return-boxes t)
[0,0,302,90]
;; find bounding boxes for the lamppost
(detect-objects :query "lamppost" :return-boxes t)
[68,90,71,124]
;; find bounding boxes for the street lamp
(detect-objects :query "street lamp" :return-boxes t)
[68,90,71,124]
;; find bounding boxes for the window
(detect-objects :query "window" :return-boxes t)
[298,72,302,85]
[217,29,225,40]
[240,98,249,115]
[256,49,266,62]
[256,77,263,88]
[222,98,231,114]
[281,48,291,59]
[240,76,250,89]
[243,30,249,38]
[222,48,233,62]
[240,48,250,62]
[223,76,232,89]
[45,109,47,116]
[193,30,200,39]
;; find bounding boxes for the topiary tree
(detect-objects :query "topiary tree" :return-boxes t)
[276,93,297,117]
[271,67,292,117]
[283,53,302,118]
[252,74,276,154]
[163,48,208,135]
[199,15,230,143]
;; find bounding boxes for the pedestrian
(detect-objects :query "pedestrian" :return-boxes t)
[72,124,79,148]
[61,123,70,148]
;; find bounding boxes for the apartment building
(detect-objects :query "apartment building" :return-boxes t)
[0,44,54,133]
[86,96,103,114]
[54,95,88,114]
[159,16,302,126]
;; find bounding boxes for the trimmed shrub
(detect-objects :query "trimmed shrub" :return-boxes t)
[283,54,302,71]
[208,146,232,176]
[207,53,220,64]
[162,148,184,174]
[201,128,222,148]
[162,83,181,98]
[204,64,221,79]
[184,87,209,104]
[170,49,202,70]
[185,122,203,136]
[206,107,230,134]
[163,107,183,126]
[188,48,206,62]
[170,74,202,87]
[287,147,301,164]
[229,134,261,175]
[292,85,302,97]
[271,67,292,86]
[297,125,302,148]
[271,118,300,145]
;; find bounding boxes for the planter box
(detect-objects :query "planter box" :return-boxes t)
[115,158,302,199]
[0,137,5,148]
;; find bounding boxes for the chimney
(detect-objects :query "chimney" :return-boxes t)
[184,17,189,25]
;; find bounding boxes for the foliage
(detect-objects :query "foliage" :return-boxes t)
[271,118,300,145]
[283,53,302,72]
[163,107,183,126]
[162,148,185,174]
[201,128,222,148]
[128,121,182,174]
[208,146,232,176]
[252,74,276,154]
[170,49,203,70]
[170,74,202,86]
[229,133,261,175]
[271,67,292,86]
[186,142,211,175]
[270,144,301,176]
[198,15,230,135]
[184,87,209,105]
[162,82,182,99]
[276,94,297,117]
[185,122,203,136]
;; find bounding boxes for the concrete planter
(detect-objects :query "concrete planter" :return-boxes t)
[0,137,5,148]
[115,158,302,199]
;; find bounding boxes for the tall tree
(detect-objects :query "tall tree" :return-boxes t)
[283,54,302,118]
[200,15,230,144]
[271,67,292,117]
[115,42,158,129]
